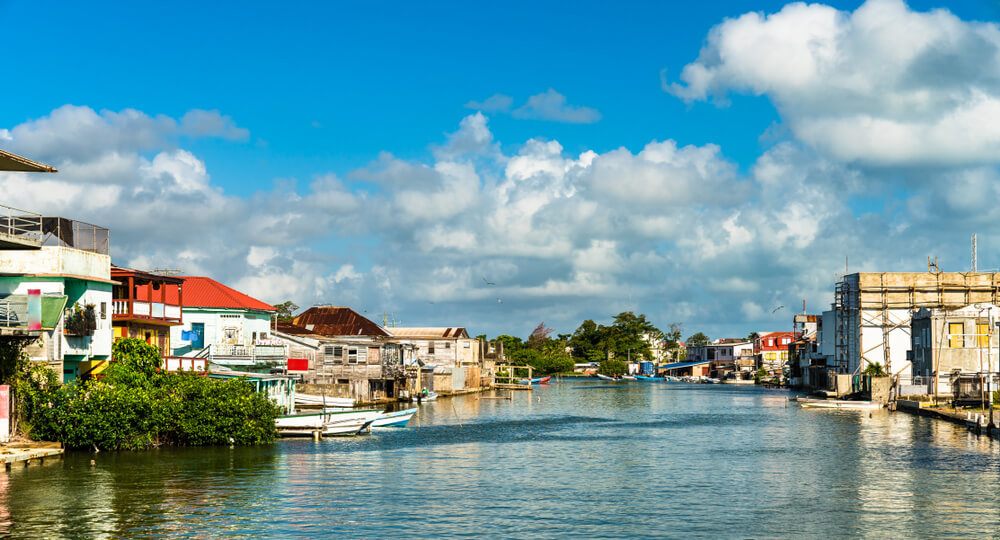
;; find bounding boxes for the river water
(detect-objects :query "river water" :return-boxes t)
[4,380,1000,538]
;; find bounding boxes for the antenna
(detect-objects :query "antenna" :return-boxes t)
[972,233,978,272]
[151,268,183,276]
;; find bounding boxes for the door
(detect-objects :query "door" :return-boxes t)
[191,322,205,349]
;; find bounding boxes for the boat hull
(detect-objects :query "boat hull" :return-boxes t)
[295,393,355,408]
[797,398,883,410]
[371,408,418,428]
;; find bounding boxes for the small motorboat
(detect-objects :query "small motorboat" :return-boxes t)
[704,378,721,384]
[323,416,378,436]
[416,391,438,403]
[276,409,383,436]
[595,374,620,381]
[634,375,664,381]
[621,375,637,381]
[371,407,418,428]
[519,376,553,385]
[796,398,883,410]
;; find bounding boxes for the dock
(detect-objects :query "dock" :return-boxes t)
[0,441,64,470]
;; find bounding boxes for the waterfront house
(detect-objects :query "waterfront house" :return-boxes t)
[910,304,1000,397]
[209,367,297,413]
[0,215,114,381]
[687,339,754,378]
[169,276,284,372]
[273,306,413,403]
[111,266,184,358]
[386,327,486,394]
[755,331,795,378]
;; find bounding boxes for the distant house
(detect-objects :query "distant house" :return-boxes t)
[110,266,184,358]
[686,339,754,378]
[755,331,795,376]
[387,327,486,394]
[274,306,414,403]
[169,277,283,372]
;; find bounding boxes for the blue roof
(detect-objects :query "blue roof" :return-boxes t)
[658,360,711,370]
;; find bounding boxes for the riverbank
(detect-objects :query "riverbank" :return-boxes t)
[0,441,63,470]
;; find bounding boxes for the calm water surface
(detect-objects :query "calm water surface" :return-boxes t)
[5,381,1000,538]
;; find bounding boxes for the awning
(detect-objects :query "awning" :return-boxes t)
[41,295,68,330]
[0,149,57,173]
[658,360,712,370]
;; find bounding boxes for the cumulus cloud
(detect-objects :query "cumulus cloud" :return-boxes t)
[464,94,514,113]
[513,89,602,123]
[670,0,1000,166]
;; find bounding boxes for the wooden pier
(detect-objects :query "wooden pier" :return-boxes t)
[493,364,534,390]
[0,442,63,470]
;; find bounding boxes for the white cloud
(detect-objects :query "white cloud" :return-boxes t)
[670,0,1000,166]
[465,94,514,112]
[513,89,601,124]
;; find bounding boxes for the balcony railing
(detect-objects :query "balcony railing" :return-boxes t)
[0,298,29,329]
[0,204,43,249]
[208,344,287,366]
[112,299,182,321]
[41,217,109,255]
[163,356,207,372]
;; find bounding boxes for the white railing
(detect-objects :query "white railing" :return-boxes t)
[164,357,207,372]
[114,300,181,320]
[0,204,42,246]
[209,343,287,362]
[0,299,28,328]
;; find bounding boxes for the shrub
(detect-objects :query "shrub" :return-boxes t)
[24,338,279,450]
[599,359,627,376]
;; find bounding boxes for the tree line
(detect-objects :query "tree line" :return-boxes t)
[488,312,687,376]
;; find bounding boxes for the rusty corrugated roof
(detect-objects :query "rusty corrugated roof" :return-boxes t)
[291,306,388,337]
[389,327,469,339]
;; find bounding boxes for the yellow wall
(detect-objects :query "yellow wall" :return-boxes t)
[113,322,172,356]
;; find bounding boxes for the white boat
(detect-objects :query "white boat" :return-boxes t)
[621,375,637,381]
[295,393,355,408]
[796,398,883,410]
[416,391,438,402]
[371,407,418,428]
[722,376,755,385]
[323,412,382,436]
[704,378,721,384]
[595,374,619,381]
[276,409,383,436]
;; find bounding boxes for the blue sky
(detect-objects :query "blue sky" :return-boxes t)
[4,0,1000,338]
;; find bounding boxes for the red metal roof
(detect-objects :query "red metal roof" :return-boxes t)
[174,276,275,312]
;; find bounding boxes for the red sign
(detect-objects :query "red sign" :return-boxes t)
[0,385,8,420]
[287,358,309,372]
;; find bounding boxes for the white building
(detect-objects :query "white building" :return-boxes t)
[0,216,113,382]
[169,276,283,371]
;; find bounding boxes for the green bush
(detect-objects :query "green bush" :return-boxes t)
[23,338,279,450]
[599,359,627,376]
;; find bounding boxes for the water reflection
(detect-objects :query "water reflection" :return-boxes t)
[5,382,1000,538]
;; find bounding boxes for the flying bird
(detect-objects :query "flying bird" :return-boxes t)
[482,277,496,286]
[772,305,784,314]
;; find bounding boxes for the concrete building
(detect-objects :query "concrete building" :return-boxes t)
[169,276,283,371]
[833,272,1000,383]
[0,216,113,382]
[756,331,795,376]
[911,303,1000,396]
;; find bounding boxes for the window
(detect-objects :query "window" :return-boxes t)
[428,342,435,354]
[445,342,451,349]
[977,323,990,348]
[949,322,965,348]
[324,345,335,356]
[100,302,107,320]
[767,339,774,347]
[348,347,358,364]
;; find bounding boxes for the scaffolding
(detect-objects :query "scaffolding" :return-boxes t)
[833,272,1000,379]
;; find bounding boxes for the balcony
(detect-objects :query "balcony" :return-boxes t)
[0,204,43,250]
[0,294,68,337]
[40,217,109,255]
[112,299,182,323]
[208,343,287,367]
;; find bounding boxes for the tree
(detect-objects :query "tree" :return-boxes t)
[526,322,554,349]
[664,323,683,361]
[746,331,760,342]
[274,301,299,323]
[569,319,606,360]
[599,359,627,377]
[686,332,710,348]
[607,311,663,361]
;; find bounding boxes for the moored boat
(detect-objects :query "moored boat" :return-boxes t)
[295,393,356,408]
[635,375,664,381]
[595,374,619,381]
[518,376,553,385]
[276,409,383,436]
[621,375,637,381]
[371,407,419,428]
[796,398,883,410]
